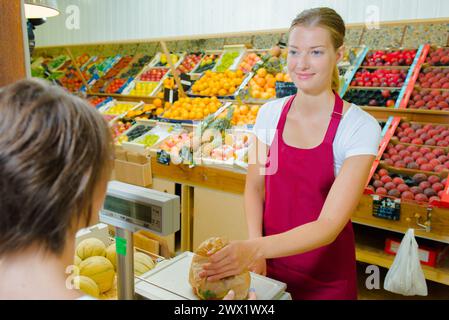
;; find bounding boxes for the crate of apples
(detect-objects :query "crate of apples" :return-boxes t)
[407,89,449,111]
[362,49,417,67]
[382,142,449,173]
[161,96,221,121]
[177,53,202,74]
[105,78,127,94]
[248,68,291,100]
[190,70,246,97]
[351,69,406,87]
[416,68,449,89]
[425,47,449,66]
[139,68,169,82]
[367,168,446,203]
[392,121,449,147]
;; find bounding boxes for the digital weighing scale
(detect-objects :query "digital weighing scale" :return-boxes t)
[101,180,290,300]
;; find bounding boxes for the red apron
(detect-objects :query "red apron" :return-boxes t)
[263,93,357,300]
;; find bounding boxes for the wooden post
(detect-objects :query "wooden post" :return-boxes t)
[0,0,28,86]
[160,41,186,98]
[358,27,366,47]
[65,47,91,94]
[399,25,408,48]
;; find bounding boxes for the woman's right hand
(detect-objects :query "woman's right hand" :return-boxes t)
[249,258,267,276]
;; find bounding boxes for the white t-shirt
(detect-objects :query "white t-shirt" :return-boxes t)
[252,96,382,176]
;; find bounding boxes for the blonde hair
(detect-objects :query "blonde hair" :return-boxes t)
[290,7,345,92]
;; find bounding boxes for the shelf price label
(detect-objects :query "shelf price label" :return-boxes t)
[372,195,401,221]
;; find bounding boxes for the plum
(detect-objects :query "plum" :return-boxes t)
[373,180,384,188]
[428,175,440,184]
[415,193,429,202]
[388,189,401,198]
[385,182,396,191]
[410,186,423,195]
[424,188,437,197]
[413,173,428,183]
[401,191,415,200]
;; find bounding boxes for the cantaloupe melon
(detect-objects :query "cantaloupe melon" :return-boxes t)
[134,252,155,276]
[74,275,100,298]
[76,238,106,260]
[106,244,117,270]
[79,256,115,293]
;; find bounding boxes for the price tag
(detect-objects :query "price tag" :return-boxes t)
[275,81,297,98]
[157,150,171,165]
[372,195,401,221]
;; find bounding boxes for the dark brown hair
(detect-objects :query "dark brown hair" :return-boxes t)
[290,7,346,92]
[0,79,113,256]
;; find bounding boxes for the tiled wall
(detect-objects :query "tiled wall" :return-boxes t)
[34,22,449,58]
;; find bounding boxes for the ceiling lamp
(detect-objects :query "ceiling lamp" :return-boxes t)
[24,0,60,19]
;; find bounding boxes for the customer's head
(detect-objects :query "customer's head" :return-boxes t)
[288,7,346,94]
[0,79,113,257]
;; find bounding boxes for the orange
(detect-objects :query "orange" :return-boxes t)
[266,78,276,88]
[284,73,292,82]
[153,98,163,108]
[275,73,284,82]
[261,92,271,100]
[218,89,228,96]
[257,68,267,78]
[156,91,165,99]
[155,108,164,116]
[256,77,266,87]
[251,90,261,99]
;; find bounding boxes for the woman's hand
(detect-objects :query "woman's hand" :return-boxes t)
[200,239,262,282]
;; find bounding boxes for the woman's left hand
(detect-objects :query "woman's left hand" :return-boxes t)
[199,240,261,282]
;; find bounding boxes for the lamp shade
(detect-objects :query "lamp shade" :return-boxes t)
[24,0,59,19]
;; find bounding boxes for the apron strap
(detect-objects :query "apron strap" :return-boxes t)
[323,92,344,144]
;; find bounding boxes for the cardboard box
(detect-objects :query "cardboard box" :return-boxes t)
[385,237,445,267]
[114,158,152,187]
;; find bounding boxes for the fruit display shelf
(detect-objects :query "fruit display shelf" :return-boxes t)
[344,45,425,112]
[338,46,369,97]
[188,70,252,100]
[365,117,449,208]
[243,68,291,103]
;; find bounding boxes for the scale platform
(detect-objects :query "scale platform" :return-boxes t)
[135,252,290,300]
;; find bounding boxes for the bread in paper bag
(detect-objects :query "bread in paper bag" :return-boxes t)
[189,237,250,300]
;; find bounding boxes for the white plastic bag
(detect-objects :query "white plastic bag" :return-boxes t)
[383,228,428,296]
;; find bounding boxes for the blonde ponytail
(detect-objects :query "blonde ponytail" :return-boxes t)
[331,65,340,93]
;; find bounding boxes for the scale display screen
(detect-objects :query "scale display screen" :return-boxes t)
[103,195,162,232]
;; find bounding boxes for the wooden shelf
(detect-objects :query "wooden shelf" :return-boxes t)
[349,86,402,91]
[361,106,449,123]
[356,243,449,286]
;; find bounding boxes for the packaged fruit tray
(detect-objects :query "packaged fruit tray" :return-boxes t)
[152,52,185,68]
[176,53,203,75]
[158,97,230,124]
[367,167,447,205]
[188,70,252,99]
[237,50,265,73]
[122,123,184,156]
[100,100,144,123]
[193,129,252,169]
[123,80,163,97]
[115,122,155,146]
[213,45,246,72]
[191,52,222,75]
